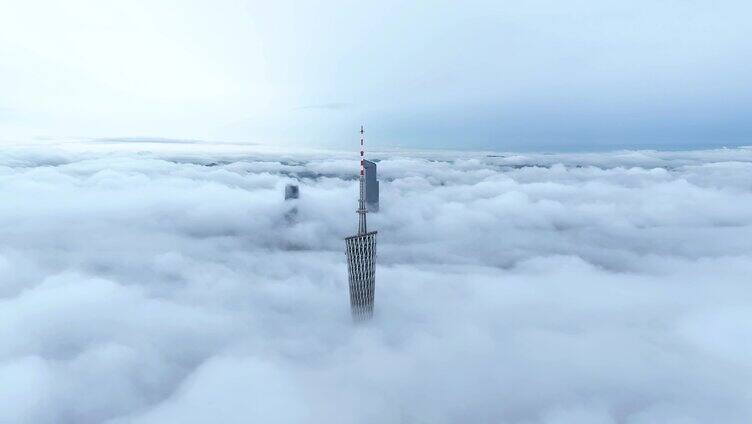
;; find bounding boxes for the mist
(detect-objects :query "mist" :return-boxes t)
[0,144,750,422]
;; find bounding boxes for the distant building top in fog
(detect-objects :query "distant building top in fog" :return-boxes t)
[284,184,299,200]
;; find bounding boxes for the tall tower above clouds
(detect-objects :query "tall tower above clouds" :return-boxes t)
[344,125,377,321]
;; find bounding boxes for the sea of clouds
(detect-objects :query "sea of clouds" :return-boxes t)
[0,143,751,423]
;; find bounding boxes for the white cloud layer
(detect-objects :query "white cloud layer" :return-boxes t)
[1,144,751,423]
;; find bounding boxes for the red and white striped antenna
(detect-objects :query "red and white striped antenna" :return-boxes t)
[357,125,368,234]
[360,125,365,176]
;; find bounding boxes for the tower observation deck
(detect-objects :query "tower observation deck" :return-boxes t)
[345,125,377,321]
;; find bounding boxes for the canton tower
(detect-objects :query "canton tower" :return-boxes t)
[345,125,377,321]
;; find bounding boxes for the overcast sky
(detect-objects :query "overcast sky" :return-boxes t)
[1,0,751,150]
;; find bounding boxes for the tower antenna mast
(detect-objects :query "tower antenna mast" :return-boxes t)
[357,125,368,235]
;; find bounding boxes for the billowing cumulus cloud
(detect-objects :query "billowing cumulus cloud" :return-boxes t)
[1,143,751,423]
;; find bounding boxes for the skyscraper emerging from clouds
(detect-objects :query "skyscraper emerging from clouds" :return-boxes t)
[363,160,379,212]
[345,126,377,321]
[283,183,299,223]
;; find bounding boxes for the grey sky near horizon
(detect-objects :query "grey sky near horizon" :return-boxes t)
[1,0,750,150]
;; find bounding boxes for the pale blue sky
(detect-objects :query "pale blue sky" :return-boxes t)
[1,0,750,150]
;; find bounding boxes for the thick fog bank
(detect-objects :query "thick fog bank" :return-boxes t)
[0,146,751,423]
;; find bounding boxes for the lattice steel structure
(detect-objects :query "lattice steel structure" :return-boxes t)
[345,125,377,321]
